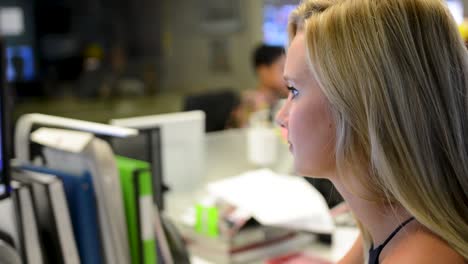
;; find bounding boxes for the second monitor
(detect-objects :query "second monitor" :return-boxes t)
[110,111,206,208]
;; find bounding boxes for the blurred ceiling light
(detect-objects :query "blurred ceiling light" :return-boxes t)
[0,7,24,36]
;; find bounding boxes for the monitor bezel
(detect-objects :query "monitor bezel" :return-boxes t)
[0,38,11,199]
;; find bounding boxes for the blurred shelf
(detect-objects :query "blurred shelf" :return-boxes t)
[13,93,184,123]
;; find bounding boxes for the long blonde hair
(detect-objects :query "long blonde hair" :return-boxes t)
[290,0,468,258]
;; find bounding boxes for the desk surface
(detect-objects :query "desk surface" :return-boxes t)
[165,187,358,264]
[166,189,358,264]
[164,129,359,263]
[189,227,359,264]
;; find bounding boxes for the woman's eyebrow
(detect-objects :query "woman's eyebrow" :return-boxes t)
[284,75,295,82]
[284,75,301,87]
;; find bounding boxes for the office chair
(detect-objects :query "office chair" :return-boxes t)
[183,89,241,132]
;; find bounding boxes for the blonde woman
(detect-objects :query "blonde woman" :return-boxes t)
[276,0,468,263]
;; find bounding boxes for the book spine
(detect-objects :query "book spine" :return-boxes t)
[49,181,81,264]
[133,167,158,264]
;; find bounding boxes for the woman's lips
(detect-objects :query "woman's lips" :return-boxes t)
[280,127,288,141]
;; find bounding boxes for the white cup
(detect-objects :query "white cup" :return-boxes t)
[247,127,278,166]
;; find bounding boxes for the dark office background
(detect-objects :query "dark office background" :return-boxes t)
[0,0,464,123]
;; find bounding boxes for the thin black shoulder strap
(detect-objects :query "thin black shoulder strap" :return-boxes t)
[380,217,415,249]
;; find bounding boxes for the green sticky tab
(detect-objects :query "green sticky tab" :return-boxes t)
[207,207,219,237]
[195,204,204,234]
[143,240,157,264]
[138,170,153,196]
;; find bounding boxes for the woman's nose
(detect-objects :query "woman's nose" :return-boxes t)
[275,100,289,129]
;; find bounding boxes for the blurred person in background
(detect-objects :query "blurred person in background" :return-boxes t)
[238,44,288,126]
[77,43,106,98]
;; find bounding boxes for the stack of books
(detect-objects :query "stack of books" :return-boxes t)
[181,222,313,264]
[174,169,335,263]
[177,197,314,264]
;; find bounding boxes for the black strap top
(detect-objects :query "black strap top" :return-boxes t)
[368,217,415,264]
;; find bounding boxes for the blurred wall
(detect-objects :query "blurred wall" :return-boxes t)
[465,0,468,18]
[160,0,263,93]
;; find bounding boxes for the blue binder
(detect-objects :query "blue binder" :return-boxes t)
[22,165,103,264]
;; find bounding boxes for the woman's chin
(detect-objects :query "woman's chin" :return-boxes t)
[293,163,335,179]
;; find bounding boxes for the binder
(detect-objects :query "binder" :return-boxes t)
[0,228,21,264]
[14,113,137,163]
[39,138,130,264]
[135,169,158,264]
[22,165,103,264]
[26,129,130,264]
[159,214,189,264]
[0,229,15,250]
[0,237,21,264]
[10,181,44,264]
[12,169,80,264]
[0,198,20,252]
[116,156,157,264]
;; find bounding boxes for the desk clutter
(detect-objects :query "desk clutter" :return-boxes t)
[0,111,351,264]
[0,113,195,264]
[175,169,336,264]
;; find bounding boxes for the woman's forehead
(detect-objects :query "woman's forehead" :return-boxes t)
[284,33,311,84]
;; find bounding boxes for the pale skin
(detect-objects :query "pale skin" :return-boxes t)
[276,32,465,264]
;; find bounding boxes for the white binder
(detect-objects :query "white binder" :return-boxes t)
[11,181,44,264]
[0,238,21,264]
[13,169,80,264]
[34,128,131,264]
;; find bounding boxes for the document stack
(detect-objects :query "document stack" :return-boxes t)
[176,169,335,263]
[183,217,312,264]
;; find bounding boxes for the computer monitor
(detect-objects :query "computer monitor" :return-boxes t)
[263,4,297,46]
[0,39,11,198]
[110,111,205,209]
[6,45,34,82]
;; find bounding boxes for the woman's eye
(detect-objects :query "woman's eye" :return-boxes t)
[287,86,299,99]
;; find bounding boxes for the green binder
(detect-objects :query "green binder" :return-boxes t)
[116,156,157,264]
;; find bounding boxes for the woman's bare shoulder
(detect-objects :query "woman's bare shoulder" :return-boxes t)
[383,224,465,264]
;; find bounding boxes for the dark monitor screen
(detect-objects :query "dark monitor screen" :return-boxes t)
[0,40,10,198]
[6,45,34,82]
[0,104,3,189]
